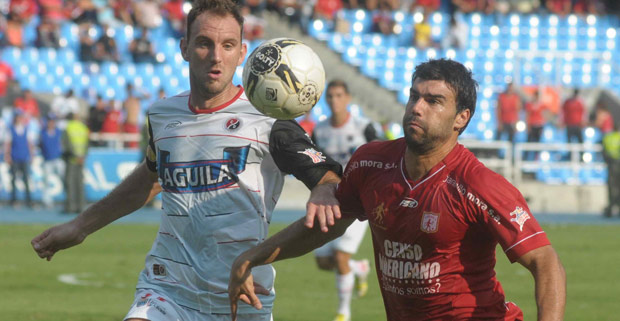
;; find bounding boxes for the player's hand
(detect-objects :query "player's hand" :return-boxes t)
[305,182,341,232]
[228,257,269,321]
[31,221,86,261]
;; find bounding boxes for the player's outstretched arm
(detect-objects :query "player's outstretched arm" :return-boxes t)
[229,217,354,320]
[517,245,566,321]
[31,161,159,261]
[305,171,341,232]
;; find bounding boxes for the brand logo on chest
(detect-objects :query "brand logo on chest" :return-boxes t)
[399,197,419,208]
[225,117,242,131]
[420,212,440,233]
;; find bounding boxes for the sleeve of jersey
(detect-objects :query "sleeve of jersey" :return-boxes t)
[144,115,157,172]
[471,170,551,263]
[269,120,342,189]
[335,147,367,221]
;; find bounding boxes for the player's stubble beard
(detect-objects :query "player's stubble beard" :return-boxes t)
[402,114,452,155]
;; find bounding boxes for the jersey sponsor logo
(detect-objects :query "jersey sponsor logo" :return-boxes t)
[378,239,442,296]
[157,145,250,193]
[297,148,326,163]
[153,264,166,276]
[421,212,440,233]
[343,160,397,179]
[445,175,501,224]
[164,121,182,130]
[136,293,168,315]
[510,206,530,231]
[225,117,242,131]
[399,197,418,208]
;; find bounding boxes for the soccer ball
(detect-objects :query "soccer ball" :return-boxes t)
[243,38,325,120]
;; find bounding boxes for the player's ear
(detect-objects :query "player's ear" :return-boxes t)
[454,109,470,132]
[180,38,189,61]
[238,41,247,66]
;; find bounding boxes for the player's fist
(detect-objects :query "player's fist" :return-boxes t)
[31,221,86,261]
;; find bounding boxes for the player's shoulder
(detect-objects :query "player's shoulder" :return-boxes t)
[351,138,403,160]
[453,146,520,197]
[148,90,191,115]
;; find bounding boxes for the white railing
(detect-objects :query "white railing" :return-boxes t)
[89,133,142,150]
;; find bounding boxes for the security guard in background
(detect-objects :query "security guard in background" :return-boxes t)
[62,112,90,213]
[602,123,620,218]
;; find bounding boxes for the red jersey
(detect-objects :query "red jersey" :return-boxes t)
[525,101,546,127]
[337,139,549,320]
[14,97,40,118]
[562,98,585,126]
[0,62,14,97]
[497,93,520,124]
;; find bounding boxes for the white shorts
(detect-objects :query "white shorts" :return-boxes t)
[314,219,368,256]
[125,289,272,321]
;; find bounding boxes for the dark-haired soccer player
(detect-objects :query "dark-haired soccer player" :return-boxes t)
[229,59,566,321]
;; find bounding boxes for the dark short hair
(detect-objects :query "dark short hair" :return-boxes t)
[326,79,350,94]
[412,59,478,134]
[186,0,244,40]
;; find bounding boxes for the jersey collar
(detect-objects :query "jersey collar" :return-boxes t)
[188,85,244,114]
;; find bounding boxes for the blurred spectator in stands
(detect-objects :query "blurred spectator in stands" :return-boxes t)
[5,110,34,208]
[129,28,157,63]
[62,112,89,213]
[525,89,548,145]
[592,104,614,136]
[162,0,186,37]
[245,0,267,14]
[314,0,343,22]
[134,0,163,30]
[123,83,142,149]
[602,123,620,218]
[101,99,122,143]
[372,2,396,35]
[78,24,97,61]
[87,95,108,147]
[298,111,316,136]
[39,113,63,209]
[71,0,99,26]
[496,82,521,143]
[561,89,586,144]
[242,5,266,41]
[39,0,67,24]
[51,89,80,129]
[94,25,120,62]
[442,14,468,49]
[9,0,38,23]
[573,0,605,15]
[413,13,434,49]
[0,59,15,109]
[157,87,166,100]
[510,0,541,13]
[409,0,441,13]
[451,0,478,13]
[111,0,135,25]
[14,88,39,120]
[3,12,25,48]
[546,0,571,15]
[35,16,61,48]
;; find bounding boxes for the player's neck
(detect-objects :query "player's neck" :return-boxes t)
[190,84,240,111]
[404,138,457,181]
[330,112,350,127]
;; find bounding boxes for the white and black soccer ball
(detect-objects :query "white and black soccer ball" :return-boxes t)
[243,38,325,120]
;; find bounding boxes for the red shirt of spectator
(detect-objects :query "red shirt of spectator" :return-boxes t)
[546,0,571,15]
[9,0,38,21]
[315,0,343,20]
[101,109,122,133]
[0,62,14,97]
[525,101,547,127]
[497,93,520,124]
[416,0,441,11]
[38,0,67,23]
[14,92,40,118]
[562,97,585,127]
[162,0,184,21]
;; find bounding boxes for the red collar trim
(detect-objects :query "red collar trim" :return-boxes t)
[188,86,244,114]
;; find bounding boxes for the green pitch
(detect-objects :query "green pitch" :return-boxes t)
[1,223,618,320]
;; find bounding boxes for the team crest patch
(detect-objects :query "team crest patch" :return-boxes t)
[225,118,242,131]
[510,206,530,231]
[297,148,326,163]
[421,212,440,233]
